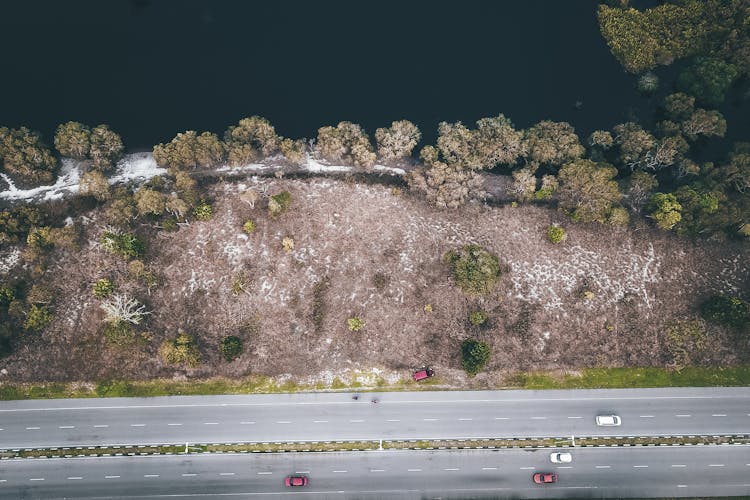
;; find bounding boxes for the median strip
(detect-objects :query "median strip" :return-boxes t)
[2,434,748,460]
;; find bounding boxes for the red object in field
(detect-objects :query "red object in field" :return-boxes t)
[413,367,434,381]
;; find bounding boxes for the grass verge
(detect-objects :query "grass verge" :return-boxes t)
[0,366,748,401]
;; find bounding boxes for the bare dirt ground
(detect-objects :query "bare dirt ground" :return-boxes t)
[2,176,749,384]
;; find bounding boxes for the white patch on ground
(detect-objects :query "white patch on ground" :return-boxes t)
[372,164,406,176]
[108,153,167,185]
[509,243,661,310]
[305,155,352,173]
[0,159,81,201]
[0,248,21,276]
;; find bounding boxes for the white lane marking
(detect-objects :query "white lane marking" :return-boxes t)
[407,469,422,472]
[482,467,497,470]
[332,470,347,473]
[182,473,197,477]
[67,477,83,480]
[520,467,535,470]
[314,420,328,423]
[444,468,460,471]
[386,419,400,422]
[531,416,546,420]
[257,472,272,475]
[639,415,654,418]
[276,421,291,424]
[295,471,310,474]
[711,414,727,417]
[0,480,6,483]
[567,416,582,419]
[203,422,219,425]
[167,423,182,426]
[59,425,75,429]
[556,466,572,469]
[144,474,159,478]
[105,475,120,479]
[458,418,472,421]
[495,417,510,420]
[595,465,611,469]
[94,424,109,428]
[676,414,691,418]
[240,421,255,425]
[709,464,725,467]
[1,394,745,413]
[219,473,235,476]
[671,465,686,468]
[633,465,649,468]
[26,427,40,430]
[423,418,438,421]
[370,469,385,472]
[130,424,145,427]
[677,485,688,488]
[29,478,44,481]
[349,419,364,423]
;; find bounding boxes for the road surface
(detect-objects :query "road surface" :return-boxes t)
[1,388,748,448]
[1,446,748,499]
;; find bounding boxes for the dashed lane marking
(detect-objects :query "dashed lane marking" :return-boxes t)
[423,418,438,421]
[167,423,182,426]
[105,476,120,479]
[26,427,40,430]
[144,475,159,478]
[94,425,109,428]
[314,420,328,423]
[332,470,347,473]
[482,467,497,470]
[676,414,691,418]
[276,421,291,424]
[386,419,400,422]
[595,466,611,469]
[370,469,385,472]
[677,485,688,488]
[458,418,472,421]
[240,421,255,425]
[219,473,235,476]
[67,477,82,480]
[709,464,725,467]
[130,424,145,427]
[567,416,582,419]
[556,466,572,469]
[257,472,272,475]
[407,469,422,472]
[203,422,219,425]
[671,465,687,468]
[531,417,547,420]
[182,473,197,477]
[349,420,365,423]
[494,417,510,420]
[444,468,460,471]
[59,426,75,429]
[633,465,649,468]
[295,471,310,474]
[520,467,535,470]
[712,414,727,417]
[29,478,44,481]
[639,415,654,418]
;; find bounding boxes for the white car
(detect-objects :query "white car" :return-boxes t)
[595,414,622,426]
[550,452,572,463]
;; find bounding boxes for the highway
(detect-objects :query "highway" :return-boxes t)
[1,446,749,499]
[0,388,748,448]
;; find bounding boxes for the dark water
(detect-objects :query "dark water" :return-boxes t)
[0,0,745,152]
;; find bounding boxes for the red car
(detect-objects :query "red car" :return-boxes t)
[413,367,435,381]
[284,475,308,487]
[533,472,557,484]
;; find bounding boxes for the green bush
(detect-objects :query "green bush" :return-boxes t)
[546,225,566,244]
[469,310,488,326]
[93,278,115,298]
[104,320,136,346]
[221,335,243,361]
[461,339,491,377]
[23,304,53,331]
[242,219,256,234]
[677,57,739,107]
[347,317,365,331]
[0,285,16,308]
[443,244,501,295]
[268,191,292,218]
[101,231,145,258]
[700,295,750,329]
[534,187,555,200]
[193,200,213,221]
[159,332,201,367]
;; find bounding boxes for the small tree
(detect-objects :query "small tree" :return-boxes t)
[347,317,365,331]
[93,278,115,298]
[23,304,53,331]
[700,295,750,329]
[461,339,491,376]
[243,220,256,234]
[221,335,243,361]
[89,125,125,171]
[159,331,201,367]
[100,294,149,325]
[268,191,292,218]
[547,225,566,243]
[469,310,488,326]
[54,121,90,159]
[316,121,376,168]
[443,244,501,295]
[192,200,213,221]
[647,192,682,230]
[79,170,111,201]
[375,120,421,161]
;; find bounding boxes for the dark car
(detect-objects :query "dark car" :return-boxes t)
[284,475,308,487]
[413,367,435,381]
[533,472,557,484]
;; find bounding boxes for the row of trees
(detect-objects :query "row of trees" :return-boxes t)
[152,116,423,172]
[0,122,125,188]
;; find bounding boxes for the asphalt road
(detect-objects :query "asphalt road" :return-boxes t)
[1,446,749,499]
[1,388,748,448]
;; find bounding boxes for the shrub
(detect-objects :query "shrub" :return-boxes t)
[159,331,201,367]
[93,278,115,298]
[700,295,750,329]
[347,317,365,332]
[221,335,243,361]
[23,304,53,331]
[103,320,137,346]
[546,225,566,244]
[282,236,294,252]
[443,244,501,295]
[242,220,256,234]
[469,310,488,326]
[192,200,213,221]
[665,319,707,368]
[268,191,292,218]
[100,294,149,325]
[0,285,15,308]
[101,231,145,259]
[424,304,433,313]
[461,339,491,376]
[230,272,249,296]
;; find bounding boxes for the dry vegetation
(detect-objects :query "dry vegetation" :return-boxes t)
[1,177,749,384]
